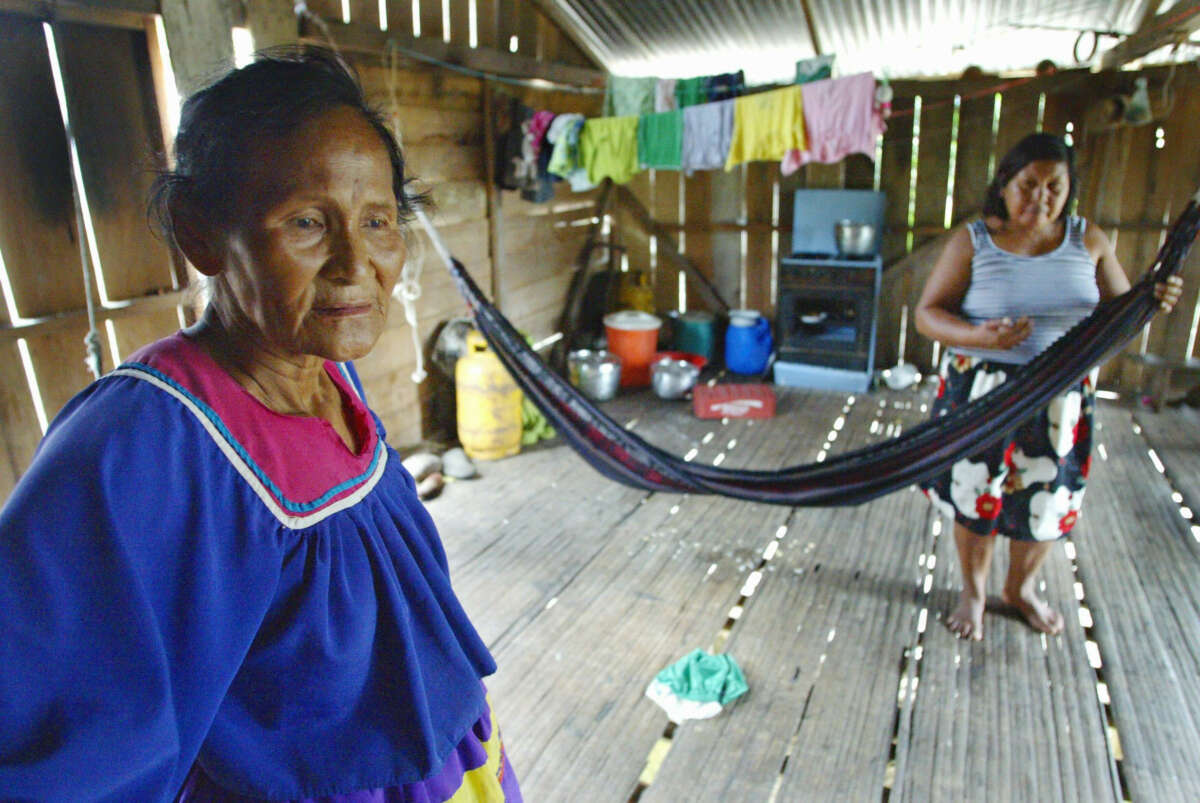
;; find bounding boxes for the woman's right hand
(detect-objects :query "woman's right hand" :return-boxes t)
[976,316,1033,350]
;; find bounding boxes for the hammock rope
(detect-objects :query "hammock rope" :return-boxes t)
[415,193,1200,507]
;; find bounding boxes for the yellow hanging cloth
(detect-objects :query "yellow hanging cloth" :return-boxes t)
[725,85,807,170]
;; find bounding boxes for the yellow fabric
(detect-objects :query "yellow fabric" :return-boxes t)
[725,85,807,170]
[579,116,640,185]
[447,701,508,802]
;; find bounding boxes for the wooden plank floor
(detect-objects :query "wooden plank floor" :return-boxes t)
[1069,403,1200,800]
[424,385,1200,802]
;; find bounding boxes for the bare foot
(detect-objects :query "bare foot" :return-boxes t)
[1001,588,1063,635]
[946,592,986,641]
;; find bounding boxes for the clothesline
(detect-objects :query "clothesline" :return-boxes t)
[497,70,889,203]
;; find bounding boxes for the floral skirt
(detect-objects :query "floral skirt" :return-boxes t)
[919,350,1097,541]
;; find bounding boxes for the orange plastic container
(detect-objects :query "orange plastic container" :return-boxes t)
[604,310,662,386]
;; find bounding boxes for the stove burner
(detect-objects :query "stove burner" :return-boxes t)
[789,251,876,261]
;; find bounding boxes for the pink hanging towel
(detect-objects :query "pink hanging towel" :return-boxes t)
[782,72,885,175]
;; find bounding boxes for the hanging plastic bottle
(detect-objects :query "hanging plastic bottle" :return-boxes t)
[455,330,523,460]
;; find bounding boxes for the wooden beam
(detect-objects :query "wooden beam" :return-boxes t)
[613,184,731,314]
[0,290,186,342]
[0,0,154,28]
[300,17,606,90]
[522,0,608,69]
[244,0,298,49]
[1099,0,1200,69]
[798,0,823,56]
[1137,0,1167,31]
[160,0,236,94]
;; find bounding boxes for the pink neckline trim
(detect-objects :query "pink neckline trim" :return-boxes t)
[127,332,380,511]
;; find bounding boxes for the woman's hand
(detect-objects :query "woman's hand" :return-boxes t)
[977,316,1033,350]
[1155,275,1184,313]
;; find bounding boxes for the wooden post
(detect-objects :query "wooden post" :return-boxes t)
[244,0,299,49]
[159,0,235,94]
[482,79,503,305]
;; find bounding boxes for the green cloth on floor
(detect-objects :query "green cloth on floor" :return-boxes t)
[637,110,683,170]
[674,76,708,109]
[654,649,748,704]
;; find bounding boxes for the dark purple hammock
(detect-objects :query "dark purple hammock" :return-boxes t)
[416,194,1200,507]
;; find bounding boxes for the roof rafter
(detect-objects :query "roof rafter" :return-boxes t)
[1099,0,1200,69]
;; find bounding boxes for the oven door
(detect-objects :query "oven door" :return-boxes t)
[777,280,875,371]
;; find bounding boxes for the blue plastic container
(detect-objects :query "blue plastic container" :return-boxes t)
[725,310,773,375]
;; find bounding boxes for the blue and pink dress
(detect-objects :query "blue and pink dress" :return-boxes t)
[0,332,521,801]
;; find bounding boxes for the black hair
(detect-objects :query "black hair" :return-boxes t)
[150,45,423,246]
[981,132,1078,221]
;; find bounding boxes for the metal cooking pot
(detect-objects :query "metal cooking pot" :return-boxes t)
[651,357,701,400]
[834,220,877,257]
[568,349,622,401]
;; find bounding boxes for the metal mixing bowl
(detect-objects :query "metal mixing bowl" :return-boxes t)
[651,357,701,399]
[568,349,622,401]
[834,220,877,257]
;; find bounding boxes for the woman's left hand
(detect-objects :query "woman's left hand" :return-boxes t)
[1155,275,1185,313]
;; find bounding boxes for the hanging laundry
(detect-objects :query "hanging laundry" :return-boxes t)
[795,54,836,84]
[527,110,556,156]
[547,113,594,192]
[681,99,734,172]
[494,95,533,190]
[644,649,749,723]
[604,76,657,117]
[511,109,557,202]
[523,143,556,202]
[704,70,745,102]
[637,109,683,170]
[579,116,640,185]
[674,76,708,109]
[725,84,806,170]
[781,72,885,175]
[655,78,678,112]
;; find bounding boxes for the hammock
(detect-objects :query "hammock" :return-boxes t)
[416,193,1200,507]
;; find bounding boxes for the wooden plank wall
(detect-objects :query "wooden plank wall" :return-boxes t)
[0,0,600,499]
[0,12,176,502]
[351,48,601,445]
[608,64,1200,385]
[4,5,1199,501]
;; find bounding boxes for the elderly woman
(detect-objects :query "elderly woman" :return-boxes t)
[0,48,520,801]
[916,132,1183,642]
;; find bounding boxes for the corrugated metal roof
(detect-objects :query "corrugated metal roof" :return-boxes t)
[549,0,1172,82]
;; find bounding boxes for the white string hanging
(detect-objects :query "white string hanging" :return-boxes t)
[385,43,429,385]
[394,233,428,384]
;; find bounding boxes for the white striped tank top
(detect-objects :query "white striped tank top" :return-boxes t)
[955,216,1099,365]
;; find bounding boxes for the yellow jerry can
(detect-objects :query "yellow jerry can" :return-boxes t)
[455,330,523,460]
[616,270,655,314]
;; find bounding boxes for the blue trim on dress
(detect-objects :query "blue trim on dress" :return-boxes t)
[123,362,382,514]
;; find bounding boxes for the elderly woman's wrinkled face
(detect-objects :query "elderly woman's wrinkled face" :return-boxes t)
[1001,159,1070,228]
[215,105,405,362]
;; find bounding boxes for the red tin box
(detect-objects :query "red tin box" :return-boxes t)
[692,384,777,419]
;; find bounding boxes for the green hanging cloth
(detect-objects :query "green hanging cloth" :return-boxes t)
[637,110,683,170]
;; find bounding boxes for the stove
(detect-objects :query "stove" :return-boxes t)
[773,190,885,393]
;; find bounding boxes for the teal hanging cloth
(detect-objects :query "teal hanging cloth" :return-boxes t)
[645,649,749,722]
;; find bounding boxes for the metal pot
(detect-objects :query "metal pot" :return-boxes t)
[834,220,877,257]
[651,357,701,400]
[568,349,622,401]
